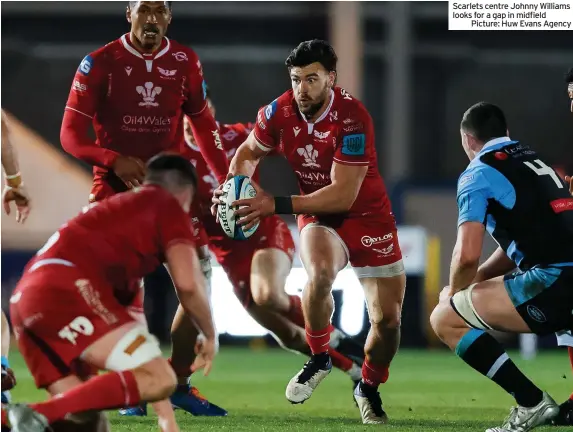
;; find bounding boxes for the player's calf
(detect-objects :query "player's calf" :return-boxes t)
[431,293,558,429]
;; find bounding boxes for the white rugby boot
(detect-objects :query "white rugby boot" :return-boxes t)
[7,404,49,432]
[353,381,389,424]
[486,392,559,432]
[285,353,332,404]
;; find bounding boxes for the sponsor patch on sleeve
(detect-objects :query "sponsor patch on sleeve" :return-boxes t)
[458,174,475,187]
[265,100,278,120]
[341,133,366,156]
[78,55,93,76]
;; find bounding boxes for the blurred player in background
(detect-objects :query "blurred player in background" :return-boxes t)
[1,110,32,405]
[60,0,229,416]
[430,102,573,432]
[552,66,573,426]
[183,87,364,382]
[4,154,217,432]
[214,40,406,424]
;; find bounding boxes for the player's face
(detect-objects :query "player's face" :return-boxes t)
[289,63,335,118]
[127,1,171,52]
[568,84,573,113]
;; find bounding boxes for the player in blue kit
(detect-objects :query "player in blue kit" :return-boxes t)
[430,102,573,432]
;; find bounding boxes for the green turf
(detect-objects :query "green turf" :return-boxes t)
[7,347,572,431]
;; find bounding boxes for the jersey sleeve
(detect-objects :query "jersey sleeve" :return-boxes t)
[252,100,279,152]
[456,167,492,227]
[65,52,107,119]
[333,107,373,166]
[157,195,196,252]
[182,50,208,116]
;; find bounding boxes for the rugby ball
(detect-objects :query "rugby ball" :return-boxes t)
[218,175,260,240]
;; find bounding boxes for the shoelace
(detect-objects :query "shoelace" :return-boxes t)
[297,359,322,384]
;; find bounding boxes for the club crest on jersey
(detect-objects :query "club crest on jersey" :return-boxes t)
[314,130,330,140]
[136,82,162,107]
[297,144,320,168]
[341,134,365,156]
[78,55,93,76]
[172,51,188,62]
[265,100,278,120]
[157,67,177,78]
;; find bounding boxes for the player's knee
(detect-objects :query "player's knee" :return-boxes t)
[136,358,177,401]
[307,262,337,295]
[429,302,450,342]
[251,280,274,307]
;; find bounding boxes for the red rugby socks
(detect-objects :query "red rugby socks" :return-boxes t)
[305,326,331,355]
[361,360,389,388]
[30,371,141,424]
[329,349,354,371]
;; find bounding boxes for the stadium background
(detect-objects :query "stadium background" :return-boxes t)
[1,1,572,352]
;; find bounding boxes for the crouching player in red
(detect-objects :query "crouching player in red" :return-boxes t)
[61,1,229,417]
[4,155,217,432]
[183,89,365,381]
[213,40,406,424]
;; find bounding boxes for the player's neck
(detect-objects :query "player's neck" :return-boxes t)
[129,32,162,55]
[305,91,333,124]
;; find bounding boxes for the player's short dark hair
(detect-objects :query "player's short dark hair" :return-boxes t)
[145,153,197,191]
[285,40,338,72]
[565,68,573,84]
[128,1,172,10]
[460,102,508,143]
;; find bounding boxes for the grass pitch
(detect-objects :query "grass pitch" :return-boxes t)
[7,347,571,431]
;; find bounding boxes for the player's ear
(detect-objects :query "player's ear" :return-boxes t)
[328,71,337,88]
[126,6,132,23]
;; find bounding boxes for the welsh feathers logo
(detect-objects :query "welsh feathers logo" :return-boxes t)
[136,82,162,107]
[297,144,320,168]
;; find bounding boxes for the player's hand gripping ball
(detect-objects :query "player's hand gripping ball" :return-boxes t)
[218,175,260,240]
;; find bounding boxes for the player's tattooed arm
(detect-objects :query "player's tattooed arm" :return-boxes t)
[291,162,368,214]
[449,221,485,296]
[473,247,516,283]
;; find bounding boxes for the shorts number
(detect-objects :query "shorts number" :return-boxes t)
[58,316,94,345]
[524,159,563,189]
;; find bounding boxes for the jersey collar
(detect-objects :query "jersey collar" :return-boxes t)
[120,33,171,61]
[477,136,516,157]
